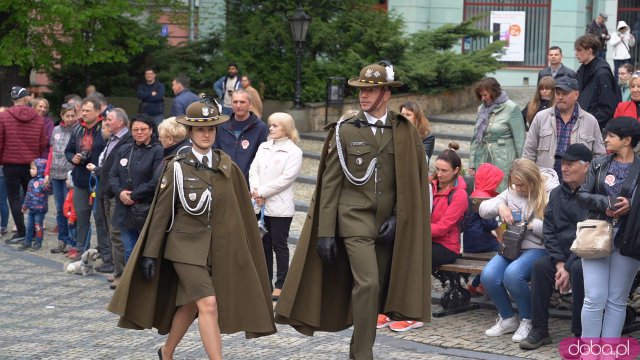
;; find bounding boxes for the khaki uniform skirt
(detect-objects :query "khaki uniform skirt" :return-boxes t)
[172,253,215,306]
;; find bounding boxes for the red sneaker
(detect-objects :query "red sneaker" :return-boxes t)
[376,314,392,329]
[467,284,485,296]
[66,248,78,259]
[389,321,424,332]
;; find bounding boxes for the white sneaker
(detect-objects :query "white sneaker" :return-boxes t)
[485,316,519,337]
[512,318,532,342]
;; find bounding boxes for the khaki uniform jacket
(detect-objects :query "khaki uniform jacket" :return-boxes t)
[275,111,431,334]
[522,106,606,169]
[107,150,276,338]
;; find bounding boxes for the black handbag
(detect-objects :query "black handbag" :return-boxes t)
[498,213,535,261]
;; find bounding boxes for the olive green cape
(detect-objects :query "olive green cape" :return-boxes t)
[107,150,276,338]
[274,111,431,335]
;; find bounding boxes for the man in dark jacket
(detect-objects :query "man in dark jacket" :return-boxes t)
[0,86,48,243]
[88,108,131,282]
[213,89,267,184]
[170,74,199,117]
[64,97,107,260]
[537,46,576,84]
[586,13,610,59]
[575,34,620,130]
[137,68,165,125]
[520,144,591,350]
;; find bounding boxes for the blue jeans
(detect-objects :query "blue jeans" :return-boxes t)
[121,227,141,264]
[581,247,640,338]
[24,211,46,246]
[0,175,9,228]
[481,248,547,320]
[51,179,71,244]
[67,222,77,247]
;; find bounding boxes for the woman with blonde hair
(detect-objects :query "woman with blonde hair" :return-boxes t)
[249,112,303,300]
[521,76,556,129]
[399,101,435,159]
[30,97,55,158]
[157,117,191,157]
[479,158,559,343]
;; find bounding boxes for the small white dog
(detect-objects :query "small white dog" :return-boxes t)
[63,249,99,276]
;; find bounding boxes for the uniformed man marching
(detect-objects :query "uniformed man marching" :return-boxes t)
[275,62,432,359]
[108,98,276,359]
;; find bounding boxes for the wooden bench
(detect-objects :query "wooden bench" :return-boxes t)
[433,253,640,331]
[432,255,494,317]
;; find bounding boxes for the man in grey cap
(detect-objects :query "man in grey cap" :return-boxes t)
[0,86,47,245]
[523,76,605,177]
[586,13,610,59]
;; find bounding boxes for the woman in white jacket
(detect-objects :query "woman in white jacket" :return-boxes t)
[249,112,303,300]
[479,160,559,343]
[610,20,636,80]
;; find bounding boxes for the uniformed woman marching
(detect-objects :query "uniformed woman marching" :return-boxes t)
[108,98,276,360]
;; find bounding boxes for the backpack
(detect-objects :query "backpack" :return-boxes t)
[447,189,471,233]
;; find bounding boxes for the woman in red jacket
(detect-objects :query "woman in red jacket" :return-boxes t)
[383,143,468,333]
[613,74,640,119]
[430,142,469,267]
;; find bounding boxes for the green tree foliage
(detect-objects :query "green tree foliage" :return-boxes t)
[0,0,185,74]
[402,16,505,93]
[220,0,406,102]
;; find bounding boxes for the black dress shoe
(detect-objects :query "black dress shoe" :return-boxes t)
[96,262,114,273]
[5,234,25,244]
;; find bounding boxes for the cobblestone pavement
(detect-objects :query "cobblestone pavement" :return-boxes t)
[0,244,528,360]
[2,200,639,359]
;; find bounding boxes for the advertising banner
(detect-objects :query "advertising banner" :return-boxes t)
[490,11,526,62]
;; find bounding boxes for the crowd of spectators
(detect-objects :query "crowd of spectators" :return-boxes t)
[2,31,640,355]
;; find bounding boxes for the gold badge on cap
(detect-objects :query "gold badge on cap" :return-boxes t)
[202,106,210,117]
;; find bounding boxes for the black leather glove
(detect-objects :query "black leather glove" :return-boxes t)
[316,237,338,265]
[377,214,397,244]
[140,256,156,282]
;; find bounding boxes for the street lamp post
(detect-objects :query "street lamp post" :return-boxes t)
[288,6,311,109]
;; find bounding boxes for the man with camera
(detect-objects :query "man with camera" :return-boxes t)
[64,97,107,260]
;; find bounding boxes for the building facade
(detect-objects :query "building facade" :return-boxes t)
[390,0,640,86]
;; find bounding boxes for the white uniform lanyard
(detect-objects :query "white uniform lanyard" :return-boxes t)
[167,161,212,231]
[334,119,377,186]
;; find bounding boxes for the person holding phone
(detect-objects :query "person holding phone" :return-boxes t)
[576,116,640,340]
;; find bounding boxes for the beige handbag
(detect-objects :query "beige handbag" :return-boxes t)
[570,219,613,258]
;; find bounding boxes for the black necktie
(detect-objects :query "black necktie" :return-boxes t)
[375,120,383,145]
[202,155,209,168]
